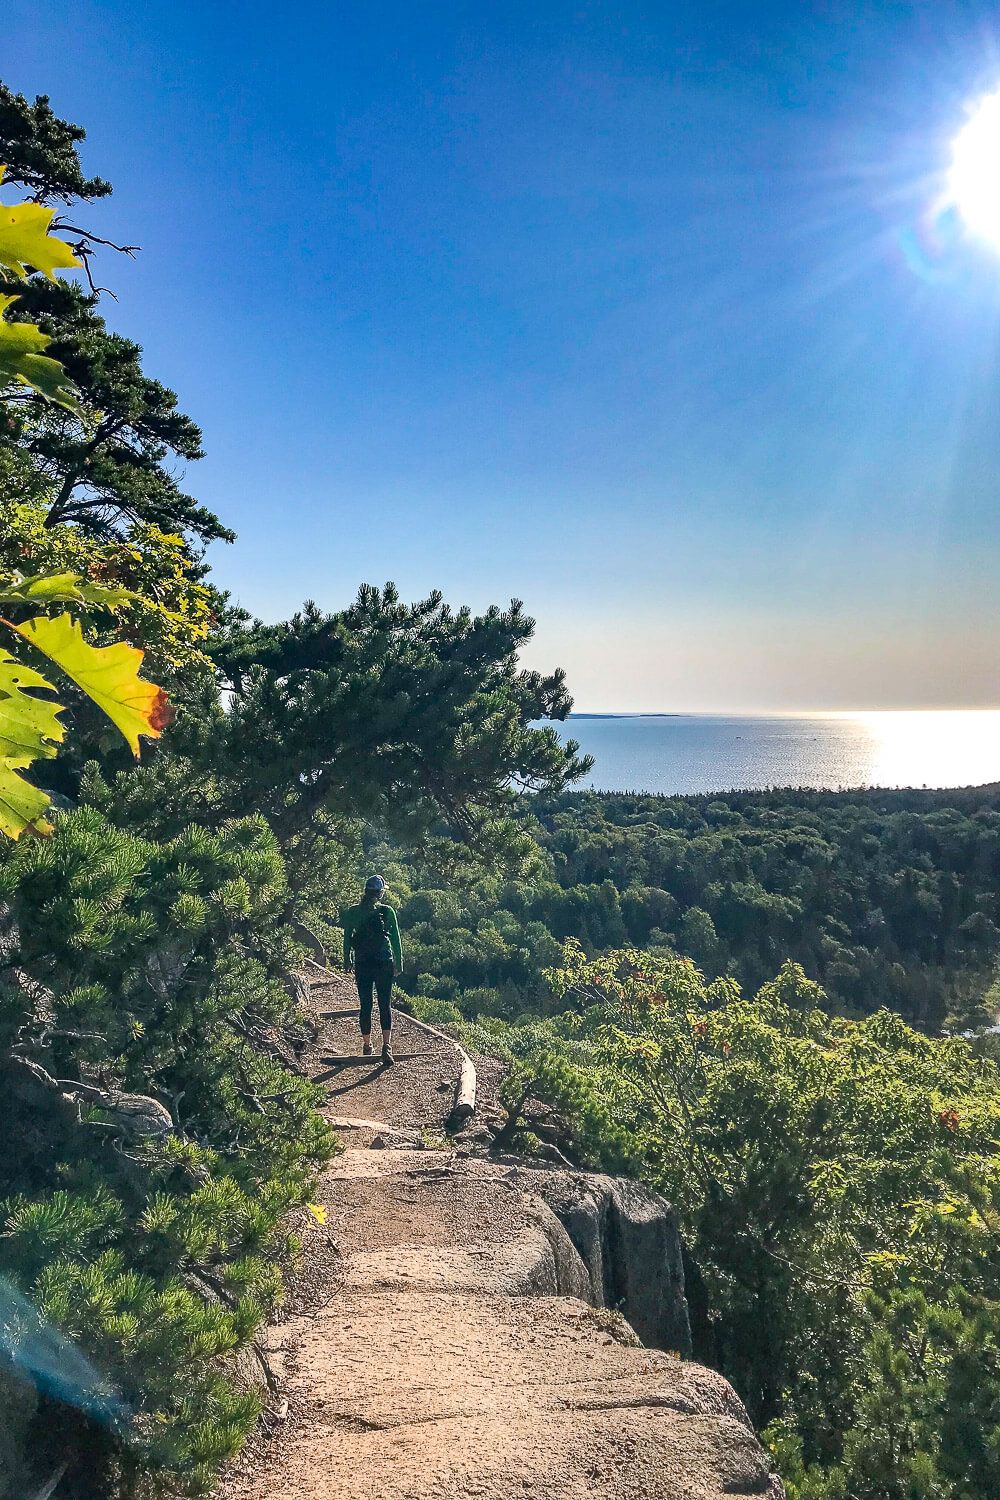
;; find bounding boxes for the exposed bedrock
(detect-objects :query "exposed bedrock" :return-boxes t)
[509,1165,692,1356]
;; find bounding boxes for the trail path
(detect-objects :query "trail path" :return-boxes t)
[218,971,783,1500]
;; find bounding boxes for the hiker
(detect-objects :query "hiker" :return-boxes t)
[342,875,403,1065]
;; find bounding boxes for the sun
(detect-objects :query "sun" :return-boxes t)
[949,90,1000,250]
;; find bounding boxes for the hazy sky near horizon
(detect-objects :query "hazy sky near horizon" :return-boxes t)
[9,0,1000,710]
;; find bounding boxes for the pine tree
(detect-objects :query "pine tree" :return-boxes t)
[92,585,592,864]
[1,809,334,1491]
[0,81,229,549]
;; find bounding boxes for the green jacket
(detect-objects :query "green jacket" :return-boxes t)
[342,901,403,970]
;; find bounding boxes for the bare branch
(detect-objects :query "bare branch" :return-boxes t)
[51,222,140,257]
[71,242,118,300]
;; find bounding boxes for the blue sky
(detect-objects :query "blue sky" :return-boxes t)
[8,0,1000,709]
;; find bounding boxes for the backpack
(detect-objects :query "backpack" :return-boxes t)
[353,903,392,964]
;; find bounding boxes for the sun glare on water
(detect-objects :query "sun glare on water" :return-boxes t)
[949,89,1000,250]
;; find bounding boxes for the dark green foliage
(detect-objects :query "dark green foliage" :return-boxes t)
[0,809,334,1491]
[5,272,228,546]
[382,786,1000,1032]
[495,1046,630,1166]
[90,586,591,863]
[213,588,590,842]
[24,278,224,542]
[0,83,111,203]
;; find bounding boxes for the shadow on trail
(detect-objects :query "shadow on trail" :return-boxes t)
[318,1052,431,1064]
[313,1063,391,1093]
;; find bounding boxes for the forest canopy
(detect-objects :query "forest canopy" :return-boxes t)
[375,783,1000,1037]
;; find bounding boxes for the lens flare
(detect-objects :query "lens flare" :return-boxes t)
[0,1276,126,1429]
[949,89,1000,250]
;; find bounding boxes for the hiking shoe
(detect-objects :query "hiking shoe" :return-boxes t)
[362,1039,373,1057]
[381,1041,394,1066]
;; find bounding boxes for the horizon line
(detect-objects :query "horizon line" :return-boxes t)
[567,707,1000,718]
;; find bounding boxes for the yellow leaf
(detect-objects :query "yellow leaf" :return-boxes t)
[0,645,66,763]
[11,612,172,756]
[0,171,81,280]
[0,757,52,839]
[0,569,131,611]
[0,294,78,410]
[305,1203,327,1225]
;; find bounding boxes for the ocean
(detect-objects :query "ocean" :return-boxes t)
[557,712,1000,796]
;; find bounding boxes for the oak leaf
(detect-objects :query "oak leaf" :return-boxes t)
[0,570,131,611]
[0,295,78,410]
[0,646,66,763]
[0,169,81,280]
[11,612,170,755]
[0,758,52,839]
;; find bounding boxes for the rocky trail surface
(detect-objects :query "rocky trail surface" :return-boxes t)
[218,970,783,1500]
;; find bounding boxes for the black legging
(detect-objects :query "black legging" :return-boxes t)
[356,959,394,1034]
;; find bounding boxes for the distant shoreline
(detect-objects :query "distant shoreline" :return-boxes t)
[557,709,1000,795]
[569,709,1000,720]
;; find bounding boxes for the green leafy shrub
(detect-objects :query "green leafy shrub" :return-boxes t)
[501,942,1000,1500]
[407,995,465,1029]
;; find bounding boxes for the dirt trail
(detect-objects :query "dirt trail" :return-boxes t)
[309,974,463,1135]
[218,971,783,1500]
